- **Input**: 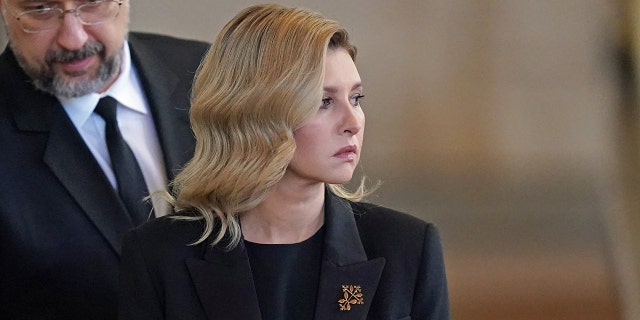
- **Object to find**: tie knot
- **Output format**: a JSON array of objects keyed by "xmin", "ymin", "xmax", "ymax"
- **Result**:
[{"xmin": 94, "ymin": 96, "xmax": 119, "ymax": 123}]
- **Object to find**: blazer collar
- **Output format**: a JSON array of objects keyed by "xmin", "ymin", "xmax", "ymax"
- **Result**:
[
  {"xmin": 186, "ymin": 240, "xmax": 262, "ymax": 320},
  {"xmin": 314, "ymin": 190, "xmax": 385, "ymax": 320},
  {"xmin": 186, "ymin": 189, "xmax": 385, "ymax": 320},
  {"xmin": 1, "ymin": 48, "xmax": 53, "ymax": 133}
]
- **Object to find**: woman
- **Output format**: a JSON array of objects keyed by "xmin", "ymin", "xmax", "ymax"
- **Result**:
[{"xmin": 118, "ymin": 4, "xmax": 449, "ymax": 320}]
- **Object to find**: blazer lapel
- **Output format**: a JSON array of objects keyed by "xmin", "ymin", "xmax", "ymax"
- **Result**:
[
  {"xmin": 4, "ymin": 49, "xmax": 133, "ymax": 254},
  {"xmin": 127, "ymin": 34, "xmax": 195, "ymax": 181},
  {"xmin": 43, "ymin": 104, "xmax": 133, "ymax": 253},
  {"xmin": 315, "ymin": 191, "xmax": 386, "ymax": 320},
  {"xmin": 186, "ymin": 241, "xmax": 262, "ymax": 320}
]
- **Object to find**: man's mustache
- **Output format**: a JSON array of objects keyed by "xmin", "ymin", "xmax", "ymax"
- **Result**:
[{"xmin": 45, "ymin": 41, "xmax": 104, "ymax": 64}]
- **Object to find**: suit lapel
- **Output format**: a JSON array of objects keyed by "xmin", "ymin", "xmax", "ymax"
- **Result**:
[
  {"xmin": 2, "ymin": 48, "xmax": 133, "ymax": 254},
  {"xmin": 315, "ymin": 191, "xmax": 386, "ymax": 320},
  {"xmin": 44, "ymin": 105, "xmax": 134, "ymax": 253},
  {"xmin": 127, "ymin": 34, "xmax": 195, "ymax": 181},
  {"xmin": 186, "ymin": 241, "xmax": 262, "ymax": 320}
]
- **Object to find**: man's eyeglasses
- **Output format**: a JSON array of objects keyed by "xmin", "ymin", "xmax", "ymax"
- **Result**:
[{"xmin": 5, "ymin": 0, "xmax": 124, "ymax": 33}]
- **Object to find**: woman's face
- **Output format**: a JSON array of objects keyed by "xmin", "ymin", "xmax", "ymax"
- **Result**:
[{"xmin": 286, "ymin": 48, "xmax": 365, "ymax": 185}]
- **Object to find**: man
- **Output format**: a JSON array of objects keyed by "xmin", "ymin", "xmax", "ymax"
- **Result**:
[{"xmin": 0, "ymin": 0, "xmax": 209, "ymax": 318}]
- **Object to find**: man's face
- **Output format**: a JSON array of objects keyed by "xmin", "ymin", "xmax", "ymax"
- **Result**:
[{"xmin": 0, "ymin": 0, "xmax": 130, "ymax": 98}]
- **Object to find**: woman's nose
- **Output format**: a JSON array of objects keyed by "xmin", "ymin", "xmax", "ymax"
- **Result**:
[{"xmin": 338, "ymin": 101, "xmax": 363, "ymax": 135}]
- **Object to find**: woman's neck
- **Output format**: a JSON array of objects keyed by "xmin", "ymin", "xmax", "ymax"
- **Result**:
[{"xmin": 241, "ymin": 182, "xmax": 325, "ymax": 244}]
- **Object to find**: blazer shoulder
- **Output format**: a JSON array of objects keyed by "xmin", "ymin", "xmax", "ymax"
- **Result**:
[
  {"xmin": 127, "ymin": 31, "xmax": 209, "ymax": 68},
  {"xmin": 351, "ymin": 201, "xmax": 434, "ymax": 232},
  {"xmin": 124, "ymin": 213, "xmax": 207, "ymax": 259},
  {"xmin": 349, "ymin": 201, "xmax": 443, "ymax": 256},
  {"xmin": 128, "ymin": 31, "xmax": 209, "ymax": 51}
]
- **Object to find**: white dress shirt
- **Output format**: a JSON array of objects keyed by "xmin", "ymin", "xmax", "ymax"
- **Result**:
[{"xmin": 59, "ymin": 41, "xmax": 169, "ymax": 217}]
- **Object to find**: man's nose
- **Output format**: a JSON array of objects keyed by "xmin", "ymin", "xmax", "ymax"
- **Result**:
[{"xmin": 56, "ymin": 11, "xmax": 89, "ymax": 51}]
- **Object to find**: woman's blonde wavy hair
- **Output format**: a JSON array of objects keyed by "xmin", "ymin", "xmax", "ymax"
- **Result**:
[{"xmin": 170, "ymin": 4, "xmax": 371, "ymax": 249}]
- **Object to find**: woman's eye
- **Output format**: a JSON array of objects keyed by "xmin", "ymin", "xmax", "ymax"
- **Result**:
[
  {"xmin": 320, "ymin": 97, "xmax": 332, "ymax": 109},
  {"xmin": 350, "ymin": 94, "xmax": 365, "ymax": 107}
]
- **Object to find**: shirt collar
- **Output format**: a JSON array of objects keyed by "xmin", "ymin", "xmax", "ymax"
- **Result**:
[{"xmin": 60, "ymin": 41, "xmax": 148, "ymax": 128}]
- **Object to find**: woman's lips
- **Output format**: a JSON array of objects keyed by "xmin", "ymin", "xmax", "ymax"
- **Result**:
[{"xmin": 334, "ymin": 145, "xmax": 357, "ymax": 160}]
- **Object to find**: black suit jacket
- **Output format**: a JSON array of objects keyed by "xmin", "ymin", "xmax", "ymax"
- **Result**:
[
  {"xmin": 118, "ymin": 191, "xmax": 450, "ymax": 320},
  {"xmin": 0, "ymin": 32, "xmax": 209, "ymax": 320}
]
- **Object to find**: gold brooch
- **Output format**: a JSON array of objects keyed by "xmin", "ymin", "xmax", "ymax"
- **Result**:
[{"xmin": 338, "ymin": 285, "xmax": 364, "ymax": 311}]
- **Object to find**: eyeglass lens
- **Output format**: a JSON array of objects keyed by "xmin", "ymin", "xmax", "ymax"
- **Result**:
[{"xmin": 16, "ymin": 1, "xmax": 120, "ymax": 33}]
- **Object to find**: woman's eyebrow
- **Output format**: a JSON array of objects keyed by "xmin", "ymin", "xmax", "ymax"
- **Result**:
[{"xmin": 323, "ymin": 82, "xmax": 363, "ymax": 93}]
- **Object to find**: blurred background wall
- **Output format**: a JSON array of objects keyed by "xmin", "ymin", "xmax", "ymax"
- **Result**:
[{"xmin": 2, "ymin": 0, "xmax": 639, "ymax": 319}]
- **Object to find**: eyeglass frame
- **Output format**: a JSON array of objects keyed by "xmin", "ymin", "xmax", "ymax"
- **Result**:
[{"xmin": 2, "ymin": 0, "xmax": 125, "ymax": 34}]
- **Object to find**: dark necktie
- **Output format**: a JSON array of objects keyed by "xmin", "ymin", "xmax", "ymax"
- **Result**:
[{"xmin": 94, "ymin": 96, "xmax": 151, "ymax": 225}]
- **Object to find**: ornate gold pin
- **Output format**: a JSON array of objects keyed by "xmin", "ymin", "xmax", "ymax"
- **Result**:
[{"xmin": 338, "ymin": 285, "xmax": 364, "ymax": 311}]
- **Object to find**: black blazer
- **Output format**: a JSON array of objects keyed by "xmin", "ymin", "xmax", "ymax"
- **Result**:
[
  {"xmin": 118, "ymin": 191, "xmax": 450, "ymax": 320},
  {"xmin": 0, "ymin": 32, "xmax": 209, "ymax": 320}
]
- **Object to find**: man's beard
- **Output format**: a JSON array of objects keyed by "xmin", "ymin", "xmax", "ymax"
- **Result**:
[{"xmin": 11, "ymin": 41, "xmax": 122, "ymax": 98}]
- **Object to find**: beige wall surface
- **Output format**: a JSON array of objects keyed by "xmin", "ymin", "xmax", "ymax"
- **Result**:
[
  {"xmin": 2, "ymin": 1, "xmax": 636, "ymax": 319},
  {"xmin": 0, "ymin": 21, "xmax": 5, "ymax": 48}
]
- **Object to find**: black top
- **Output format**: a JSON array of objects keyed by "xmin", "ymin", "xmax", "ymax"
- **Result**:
[{"xmin": 244, "ymin": 227, "xmax": 325, "ymax": 320}]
